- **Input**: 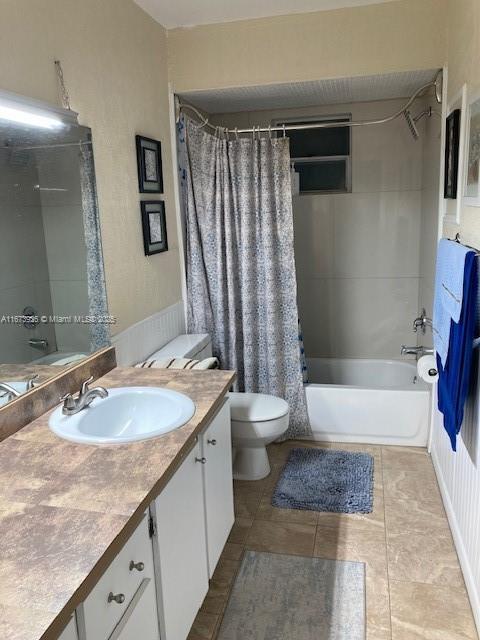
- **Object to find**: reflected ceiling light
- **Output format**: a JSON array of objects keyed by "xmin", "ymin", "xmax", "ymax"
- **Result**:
[{"xmin": 0, "ymin": 104, "xmax": 63, "ymax": 129}]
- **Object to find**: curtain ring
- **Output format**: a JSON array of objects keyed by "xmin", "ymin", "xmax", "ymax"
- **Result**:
[
  {"xmin": 282, "ymin": 124, "xmax": 286, "ymax": 138},
  {"xmin": 268, "ymin": 124, "xmax": 272, "ymax": 140},
  {"xmin": 225, "ymin": 127, "xmax": 230, "ymax": 141},
  {"xmin": 235, "ymin": 127, "xmax": 239, "ymax": 140}
]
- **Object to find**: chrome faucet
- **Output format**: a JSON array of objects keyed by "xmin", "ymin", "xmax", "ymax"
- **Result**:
[
  {"xmin": 413, "ymin": 308, "xmax": 432, "ymax": 334},
  {"xmin": 60, "ymin": 375, "xmax": 108, "ymax": 416},
  {"xmin": 0, "ymin": 382, "xmax": 22, "ymax": 400},
  {"xmin": 401, "ymin": 345, "xmax": 434, "ymax": 357}
]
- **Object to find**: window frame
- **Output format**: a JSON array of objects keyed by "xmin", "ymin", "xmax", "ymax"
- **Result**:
[{"xmin": 273, "ymin": 113, "xmax": 352, "ymax": 195}]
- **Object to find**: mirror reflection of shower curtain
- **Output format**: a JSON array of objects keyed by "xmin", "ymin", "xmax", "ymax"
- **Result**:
[{"xmin": 179, "ymin": 115, "xmax": 310, "ymax": 438}]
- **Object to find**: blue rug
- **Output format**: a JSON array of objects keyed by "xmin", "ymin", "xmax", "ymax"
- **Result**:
[
  {"xmin": 217, "ymin": 551, "xmax": 365, "ymax": 639},
  {"xmin": 272, "ymin": 447, "xmax": 374, "ymax": 513}
]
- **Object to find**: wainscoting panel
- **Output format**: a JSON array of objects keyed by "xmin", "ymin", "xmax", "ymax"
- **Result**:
[
  {"xmin": 111, "ymin": 301, "xmax": 186, "ymax": 366},
  {"xmin": 431, "ymin": 372, "xmax": 480, "ymax": 634}
]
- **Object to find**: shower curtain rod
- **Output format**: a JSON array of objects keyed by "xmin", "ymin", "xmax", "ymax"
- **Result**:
[{"xmin": 178, "ymin": 72, "xmax": 442, "ymax": 136}]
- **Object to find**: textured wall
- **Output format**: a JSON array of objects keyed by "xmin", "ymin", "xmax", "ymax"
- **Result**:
[
  {"xmin": 167, "ymin": 0, "xmax": 447, "ymax": 93},
  {"xmin": 0, "ymin": 0, "xmax": 183, "ymax": 335}
]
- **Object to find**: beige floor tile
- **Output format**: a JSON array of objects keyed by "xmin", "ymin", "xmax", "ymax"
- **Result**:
[
  {"xmin": 381, "ymin": 447, "xmax": 431, "ymax": 472},
  {"xmin": 383, "ymin": 467, "xmax": 442, "ymax": 505},
  {"xmin": 245, "ymin": 519, "xmax": 316, "ymax": 556},
  {"xmin": 387, "ymin": 529, "xmax": 465, "ymax": 589},
  {"xmin": 314, "ymin": 522, "xmax": 388, "ymax": 580},
  {"xmin": 227, "ymin": 517, "xmax": 252, "ymax": 544},
  {"xmin": 220, "ymin": 542, "xmax": 244, "ymax": 561},
  {"xmin": 390, "ymin": 580, "xmax": 477, "ymax": 640},
  {"xmin": 256, "ymin": 494, "xmax": 319, "ymax": 525},
  {"xmin": 366, "ymin": 576, "xmax": 392, "ymax": 640},
  {"xmin": 384, "ymin": 497, "xmax": 449, "ymax": 536},
  {"xmin": 234, "ymin": 492, "xmax": 261, "ymax": 520},
  {"xmin": 201, "ymin": 558, "xmax": 241, "ymax": 616},
  {"xmin": 187, "ymin": 611, "xmax": 220, "ymax": 640}
]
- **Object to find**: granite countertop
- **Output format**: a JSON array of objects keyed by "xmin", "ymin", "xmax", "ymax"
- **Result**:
[{"xmin": 0, "ymin": 366, "xmax": 235, "ymax": 640}]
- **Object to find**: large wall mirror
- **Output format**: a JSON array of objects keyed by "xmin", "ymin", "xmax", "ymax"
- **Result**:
[{"xmin": 0, "ymin": 90, "xmax": 110, "ymax": 408}]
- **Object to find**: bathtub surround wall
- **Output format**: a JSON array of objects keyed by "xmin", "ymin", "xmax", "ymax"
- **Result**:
[
  {"xmin": 212, "ymin": 99, "xmax": 426, "ymax": 360},
  {"xmin": 430, "ymin": 0, "xmax": 480, "ymax": 633},
  {"xmin": 0, "ymin": 149, "xmax": 57, "ymax": 363},
  {"xmin": 0, "ymin": 0, "xmax": 183, "ymax": 336}
]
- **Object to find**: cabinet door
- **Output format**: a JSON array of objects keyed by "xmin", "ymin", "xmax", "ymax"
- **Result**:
[
  {"xmin": 58, "ymin": 616, "xmax": 78, "ymax": 640},
  {"xmin": 111, "ymin": 579, "xmax": 159, "ymax": 640},
  {"xmin": 153, "ymin": 442, "xmax": 209, "ymax": 640},
  {"xmin": 201, "ymin": 400, "xmax": 234, "ymax": 577}
]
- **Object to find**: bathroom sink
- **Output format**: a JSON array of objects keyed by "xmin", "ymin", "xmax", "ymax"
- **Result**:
[
  {"xmin": 0, "ymin": 381, "xmax": 30, "ymax": 407},
  {"xmin": 49, "ymin": 386, "xmax": 196, "ymax": 445}
]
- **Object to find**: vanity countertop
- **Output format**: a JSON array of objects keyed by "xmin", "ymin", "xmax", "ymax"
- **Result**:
[{"xmin": 0, "ymin": 366, "xmax": 235, "ymax": 640}]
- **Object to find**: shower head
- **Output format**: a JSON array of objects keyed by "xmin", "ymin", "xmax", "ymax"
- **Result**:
[{"xmin": 403, "ymin": 109, "xmax": 419, "ymax": 140}]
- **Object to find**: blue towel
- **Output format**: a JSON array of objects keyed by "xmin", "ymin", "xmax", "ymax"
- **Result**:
[
  {"xmin": 437, "ymin": 251, "xmax": 477, "ymax": 451},
  {"xmin": 433, "ymin": 239, "xmax": 472, "ymax": 366}
]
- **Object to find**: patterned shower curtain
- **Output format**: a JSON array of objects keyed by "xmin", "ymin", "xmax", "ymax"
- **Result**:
[{"xmin": 180, "ymin": 116, "xmax": 310, "ymax": 439}]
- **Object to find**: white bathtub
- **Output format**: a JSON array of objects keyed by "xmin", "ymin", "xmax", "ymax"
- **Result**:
[{"xmin": 305, "ymin": 358, "xmax": 431, "ymax": 446}]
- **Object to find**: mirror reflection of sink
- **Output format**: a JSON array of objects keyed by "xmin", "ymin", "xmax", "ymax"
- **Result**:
[
  {"xmin": 49, "ymin": 386, "xmax": 196, "ymax": 445},
  {"xmin": 0, "ymin": 381, "xmax": 31, "ymax": 407}
]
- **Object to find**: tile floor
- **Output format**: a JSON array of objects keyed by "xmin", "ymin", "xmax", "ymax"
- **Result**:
[{"xmin": 188, "ymin": 441, "xmax": 478, "ymax": 640}]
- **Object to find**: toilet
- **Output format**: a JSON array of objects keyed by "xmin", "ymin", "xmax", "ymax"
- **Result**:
[
  {"xmin": 138, "ymin": 333, "xmax": 290, "ymax": 481},
  {"xmin": 229, "ymin": 392, "xmax": 289, "ymax": 480}
]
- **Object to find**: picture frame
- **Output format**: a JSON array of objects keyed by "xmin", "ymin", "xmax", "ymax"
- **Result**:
[
  {"xmin": 140, "ymin": 201, "xmax": 168, "ymax": 255},
  {"xmin": 443, "ymin": 84, "xmax": 468, "ymax": 225},
  {"xmin": 444, "ymin": 108, "xmax": 461, "ymax": 199},
  {"xmin": 136, "ymin": 135, "xmax": 163, "ymax": 193},
  {"xmin": 463, "ymin": 90, "xmax": 480, "ymax": 207}
]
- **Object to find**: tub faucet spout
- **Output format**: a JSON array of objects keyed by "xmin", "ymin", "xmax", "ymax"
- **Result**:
[{"xmin": 401, "ymin": 345, "xmax": 434, "ymax": 357}]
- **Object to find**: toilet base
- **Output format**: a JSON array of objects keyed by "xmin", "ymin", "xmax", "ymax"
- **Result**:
[{"xmin": 233, "ymin": 445, "xmax": 271, "ymax": 480}]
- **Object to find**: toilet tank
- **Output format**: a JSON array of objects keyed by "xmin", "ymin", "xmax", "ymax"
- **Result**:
[{"xmin": 147, "ymin": 333, "xmax": 212, "ymax": 361}]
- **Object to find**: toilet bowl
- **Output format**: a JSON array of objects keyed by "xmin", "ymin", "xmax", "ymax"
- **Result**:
[{"xmin": 229, "ymin": 392, "xmax": 289, "ymax": 480}]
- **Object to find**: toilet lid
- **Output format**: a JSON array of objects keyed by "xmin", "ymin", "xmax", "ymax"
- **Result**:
[{"xmin": 229, "ymin": 392, "xmax": 289, "ymax": 422}]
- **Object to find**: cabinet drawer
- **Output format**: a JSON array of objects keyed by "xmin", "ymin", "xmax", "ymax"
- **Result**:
[
  {"xmin": 79, "ymin": 515, "xmax": 155, "ymax": 640},
  {"xmin": 109, "ymin": 578, "xmax": 159, "ymax": 640}
]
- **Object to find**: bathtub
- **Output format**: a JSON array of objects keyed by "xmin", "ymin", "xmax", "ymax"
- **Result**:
[{"xmin": 304, "ymin": 358, "xmax": 431, "ymax": 446}]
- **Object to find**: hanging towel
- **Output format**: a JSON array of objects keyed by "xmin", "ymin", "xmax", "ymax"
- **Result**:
[
  {"xmin": 135, "ymin": 356, "xmax": 219, "ymax": 370},
  {"xmin": 436, "ymin": 250, "xmax": 478, "ymax": 451},
  {"xmin": 433, "ymin": 238, "xmax": 472, "ymax": 366}
]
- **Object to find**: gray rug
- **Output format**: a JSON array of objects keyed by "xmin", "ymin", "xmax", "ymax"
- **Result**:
[
  {"xmin": 272, "ymin": 447, "xmax": 374, "ymax": 513},
  {"xmin": 217, "ymin": 551, "xmax": 365, "ymax": 640}
]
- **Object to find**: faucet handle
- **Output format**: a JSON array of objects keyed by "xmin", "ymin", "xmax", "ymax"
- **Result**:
[
  {"xmin": 80, "ymin": 375, "xmax": 94, "ymax": 396},
  {"xmin": 60, "ymin": 393, "xmax": 76, "ymax": 411},
  {"xmin": 26, "ymin": 373, "xmax": 39, "ymax": 391}
]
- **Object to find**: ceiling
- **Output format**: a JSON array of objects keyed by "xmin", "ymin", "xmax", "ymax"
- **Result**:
[
  {"xmin": 134, "ymin": 0, "xmax": 397, "ymax": 29},
  {"xmin": 178, "ymin": 69, "xmax": 439, "ymax": 114}
]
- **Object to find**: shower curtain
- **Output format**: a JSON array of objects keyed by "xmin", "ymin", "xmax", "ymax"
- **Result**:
[{"xmin": 179, "ymin": 116, "xmax": 310, "ymax": 438}]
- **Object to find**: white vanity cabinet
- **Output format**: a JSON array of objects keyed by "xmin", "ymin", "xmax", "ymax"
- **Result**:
[
  {"xmin": 152, "ymin": 441, "xmax": 210, "ymax": 640},
  {"xmin": 58, "ymin": 617, "xmax": 78, "ymax": 640},
  {"xmin": 152, "ymin": 399, "xmax": 234, "ymax": 640},
  {"xmin": 200, "ymin": 401, "xmax": 234, "ymax": 577},
  {"xmin": 77, "ymin": 515, "xmax": 160, "ymax": 640}
]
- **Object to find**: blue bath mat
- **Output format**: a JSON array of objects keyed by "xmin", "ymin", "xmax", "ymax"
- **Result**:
[
  {"xmin": 217, "ymin": 551, "xmax": 365, "ymax": 639},
  {"xmin": 272, "ymin": 448, "xmax": 374, "ymax": 513}
]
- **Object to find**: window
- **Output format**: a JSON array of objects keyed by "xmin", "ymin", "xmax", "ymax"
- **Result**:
[{"xmin": 275, "ymin": 115, "xmax": 352, "ymax": 194}]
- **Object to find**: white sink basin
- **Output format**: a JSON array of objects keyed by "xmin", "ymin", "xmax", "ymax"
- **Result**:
[{"xmin": 49, "ymin": 386, "xmax": 196, "ymax": 445}]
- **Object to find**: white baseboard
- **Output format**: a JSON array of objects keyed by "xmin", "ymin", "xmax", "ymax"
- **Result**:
[
  {"xmin": 111, "ymin": 301, "xmax": 186, "ymax": 366},
  {"xmin": 431, "ymin": 447, "xmax": 480, "ymax": 634}
]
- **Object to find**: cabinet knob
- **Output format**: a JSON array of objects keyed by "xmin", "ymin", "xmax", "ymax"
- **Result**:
[
  {"xmin": 207, "ymin": 439, "xmax": 217, "ymax": 445},
  {"xmin": 108, "ymin": 592, "xmax": 125, "ymax": 604},
  {"xmin": 129, "ymin": 560, "xmax": 145, "ymax": 572},
  {"xmin": 195, "ymin": 456, "xmax": 207, "ymax": 464}
]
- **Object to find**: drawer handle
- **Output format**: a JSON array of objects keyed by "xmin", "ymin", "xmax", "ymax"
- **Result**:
[
  {"xmin": 195, "ymin": 456, "xmax": 207, "ymax": 464},
  {"xmin": 108, "ymin": 592, "xmax": 125, "ymax": 605},
  {"xmin": 207, "ymin": 439, "xmax": 217, "ymax": 445},
  {"xmin": 129, "ymin": 560, "xmax": 145, "ymax": 572}
]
